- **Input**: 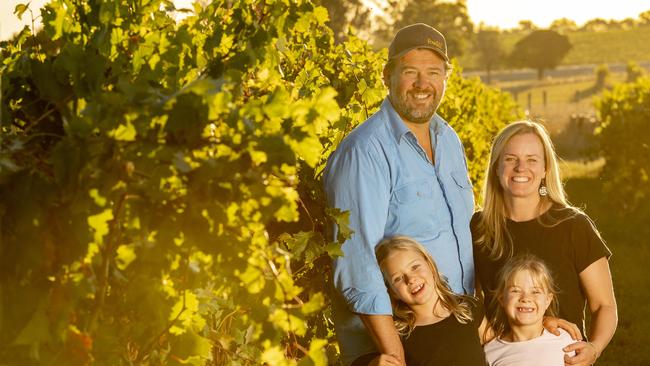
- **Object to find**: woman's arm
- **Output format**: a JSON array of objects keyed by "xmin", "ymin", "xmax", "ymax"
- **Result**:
[{"xmin": 563, "ymin": 257, "xmax": 618, "ymax": 366}]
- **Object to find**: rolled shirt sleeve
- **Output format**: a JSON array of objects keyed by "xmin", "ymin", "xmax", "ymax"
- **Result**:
[{"xmin": 324, "ymin": 141, "xmax": 393, "ymax": 315}]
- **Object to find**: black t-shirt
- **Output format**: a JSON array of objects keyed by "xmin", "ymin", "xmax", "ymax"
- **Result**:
[
  {"xmin": 471, "ymin": 205, "xmax": 611, "ymax": 335},
  {"xmin": 402, "ymin": 299, "xmax": 487, "ymax": 366}
]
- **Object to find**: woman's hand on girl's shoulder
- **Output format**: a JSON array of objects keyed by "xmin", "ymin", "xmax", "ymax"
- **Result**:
[{"xmin": 542, "ymin": 316, "xmax": 583, "ymax": 341}]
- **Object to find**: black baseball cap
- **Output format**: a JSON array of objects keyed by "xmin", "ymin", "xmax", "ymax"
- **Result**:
[{"xmin": 388, "ymin": 23, "xmax": 449, "ymax": 62}]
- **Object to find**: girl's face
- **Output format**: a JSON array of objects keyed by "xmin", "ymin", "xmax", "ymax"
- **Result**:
[
  {"xmin": 497, "ymin": 132, "xmax": 546, "ymax": 201},
  {"xmin": 500, "ymin": 269, "xmax": 553, "ymax": 329},
  {"xmin": 382, "ymin": 249, "xmax": 439, "ymax": 314}
]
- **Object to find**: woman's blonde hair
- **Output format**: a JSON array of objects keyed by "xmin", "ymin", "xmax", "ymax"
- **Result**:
[
  {"xmin": 375, "ymin": 236, "xmax": 473, "ymax": 337},
  {"xmin": 476, "ymin": 120, "xmax": 574, "ymax": 260},
  {"xmin": 490, "ymin": 254, "xmax": 559, "ymax": 338}
]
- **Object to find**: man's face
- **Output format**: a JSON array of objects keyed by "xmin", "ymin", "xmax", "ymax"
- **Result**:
[{"xmin": 384, "ymin": 49, "xmax": 448, "ymax": 125}]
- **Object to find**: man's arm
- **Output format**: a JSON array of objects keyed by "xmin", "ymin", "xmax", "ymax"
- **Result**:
[
  {"xmin": 324, "ymin": 141, "xmax": 397, "ymax": 363},
  {"xmin": 359, "ymin": 315, "xmax": 405, "ymax": 366}
]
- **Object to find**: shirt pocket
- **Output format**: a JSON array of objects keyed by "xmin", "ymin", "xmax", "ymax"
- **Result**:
[
  {"xmin": 394, "ymin": 179, "xmax": 434, "ymax": 203},
  {"xmin": 390, "ymin": 179, "xmax": 440, "ymax": 239},
  {"xmin": 450, "ymin": 170, "xmax": 475, "ymax": 216}
]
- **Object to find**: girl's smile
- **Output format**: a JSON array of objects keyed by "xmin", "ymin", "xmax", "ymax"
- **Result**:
[{"xmin": 382, "ymin": 248, "xmax": 439, "ymax": 316}]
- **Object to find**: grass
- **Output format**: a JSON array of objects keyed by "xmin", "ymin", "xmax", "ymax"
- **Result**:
[
  {"xmin": 459, "ymin": 26, "xmax": 650, "ymax": 70},
  {"xmin": 559, "ymin": 158, "xmax": 604, "ymax": 180},
  {"xmin": 488, "ymin": 70, "xmax": 628, "ymax": 158},
  {"xmin": 564, "ymin": 27, "xmax": 650, "ymax": 65},
  {"xmin": 563, "ymin": 175, "xmax": 650, "ymax": 366}
]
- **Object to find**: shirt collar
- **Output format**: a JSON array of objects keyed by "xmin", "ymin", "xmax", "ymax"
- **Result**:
[{"xmin": 382, "ymin": 97, "xmax": 445, "ymax": 143}]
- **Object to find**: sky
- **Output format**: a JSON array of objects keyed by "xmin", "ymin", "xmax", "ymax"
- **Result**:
[
  {"xmin": 465, "ymin": 0, "xmax": 650, "ymax": 29},
  {"xmin": 1, "ymin": 0, "xmax": 650, "ymax": 40},
  {"xmin": 0, "ymin": 0, "xmax": 195, "ymax": 40}
]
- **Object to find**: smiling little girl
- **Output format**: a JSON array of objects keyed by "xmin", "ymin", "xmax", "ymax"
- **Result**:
[
  {"xmin": 374, "ymin": 236, "xmax": 490, "ymax": 366},
  {"xmin": 484, "ymin": 254, "xmax": 576, "ymax": 365}
]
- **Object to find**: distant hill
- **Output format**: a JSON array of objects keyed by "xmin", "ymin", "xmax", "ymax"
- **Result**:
[{"xmin": 459, "ymin": 27, "xmax": 650, "ymax": 71}]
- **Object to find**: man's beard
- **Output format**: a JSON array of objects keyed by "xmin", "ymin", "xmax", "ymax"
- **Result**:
[{"xmin": 391, "ymin": 89, "xmax": 440, "ymax": 124}]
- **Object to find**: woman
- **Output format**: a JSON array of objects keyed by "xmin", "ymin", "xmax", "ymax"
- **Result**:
[{"xmin": 472, "ymin": 121, "xmax": 617, "ymax": 366}]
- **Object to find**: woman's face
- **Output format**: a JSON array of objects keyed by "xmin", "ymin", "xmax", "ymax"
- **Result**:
[
  {"xmin": 500, "ymin": 269, "xmax": 553, "ymax": 329},
  {"xmin": 497, "ymin": 132, "xmax": 547, "ymax": 201}
]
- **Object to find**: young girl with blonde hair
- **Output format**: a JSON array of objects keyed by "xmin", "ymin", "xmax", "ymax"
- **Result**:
[
  {"xmin": 371, "ymin": 235, "xmax": 491, "ymax": 365},
  {"xmin": 484, "ymin": 254, "xmax": 575, "ymax": 365}
]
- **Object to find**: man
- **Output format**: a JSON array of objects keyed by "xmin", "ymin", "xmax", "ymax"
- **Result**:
[{"xmin": 323, "ymin": 24, "xmax": 475, "ymax": 366}]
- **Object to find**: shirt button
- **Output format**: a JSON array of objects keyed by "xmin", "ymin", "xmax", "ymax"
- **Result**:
[{"xmin": 417, "ymin": 191, "xmax": 423, "ymax": 197}]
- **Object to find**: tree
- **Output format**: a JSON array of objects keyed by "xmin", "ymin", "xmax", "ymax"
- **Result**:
[
  {"xmin": 390, "ymin": 0, "xmax": 475, "ymax": 57},
  {"xmin": 509, "ymin": 30, "xmax": 572, "ymax": 80},
  {"xmin": 550, "ymin": 18, "xmax": 578, "ymax": 33},
  {"xmin": 596, "ymin": 76, "xmax": 650, "ymax": 211},
  {"xmin": 638, "ymin": 9, "xmax": 650, "ymax": 26},
  {"xmin": 619, "ymin": 18, "xmax": 637, "ymax": 30},
  {"xmin": 475, "ymin": 28, "xmax": 503, "ymax": 84},
  {"xmin": 517, "ymin": 20, "xmax": 537, "ymax": 32},
  {"xmin": 319, "ymin": 0, "xmax": 371, "ymax": 42},
  {"xmin": 626, "ymin": 60, "xmax": 645, "ymax": 82},
  {"xmin": 581, "ymin": 18, "xmax": 609, "ymax": 32}
]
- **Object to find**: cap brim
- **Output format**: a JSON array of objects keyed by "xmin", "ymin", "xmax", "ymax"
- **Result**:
[{"xmin": 390, "ymin": 46, "xmax": 449, "ymax": 62}]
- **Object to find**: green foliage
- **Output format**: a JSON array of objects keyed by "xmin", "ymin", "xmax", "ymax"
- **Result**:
[
  {"xmin": 641, "ymin": 10, "xmax": 650, "ymax": 26},
  {"xmin": 0, "ymin": 0, "xmax": 517, "ymax": 364},
  {"xmin": 595, "ymin": 76, "xmax": 650, "ymax": 211},
  {"xmin": 0, "ymin": 0, "xmax": 385, "ymax": 364},
  {"xmin": 626, "ymin": 60, "xmax": 645, "ymax": 82},
  {"xmin": 439, "ymin": 62, "xmax": 521, "ymax": 193},
  {"xmin": 13, "ymin": 3, "xmax": 30, "ymax": 20},
  {"xmin": 509, "ymin": 30, "xmax": 572, "ymax": 80}
]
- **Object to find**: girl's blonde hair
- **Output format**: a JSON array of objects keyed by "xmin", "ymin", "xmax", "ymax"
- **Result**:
[
  {"xmin": 490, "ymin": 254, "xmax": 559, "ymax": 338},
  {"xmin": 375, "ymin": 236, "xmax": 473, "ymax": 337},
  {"xmin": 475, "ymin": 120, "xmax": 575, "ymax": 260}
]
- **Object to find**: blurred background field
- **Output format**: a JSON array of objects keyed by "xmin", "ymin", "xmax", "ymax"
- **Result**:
[
  {"xmin": 459, "ymin": 27, "xmax": 650, "ymax": 69},
  {"xmin": 563, "ymin": 168, "xmax": 650, "ymax": 366}
]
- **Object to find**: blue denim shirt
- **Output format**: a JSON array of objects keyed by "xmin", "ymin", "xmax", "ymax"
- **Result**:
[{"xmin": 323, "ymin": 99, "xmax": 475, "ymax": 365}]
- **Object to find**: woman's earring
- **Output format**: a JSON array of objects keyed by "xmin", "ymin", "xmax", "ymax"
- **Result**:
[{"xmin": 539, "ymin": 178, "xmax": 548, "ymax": 197}]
